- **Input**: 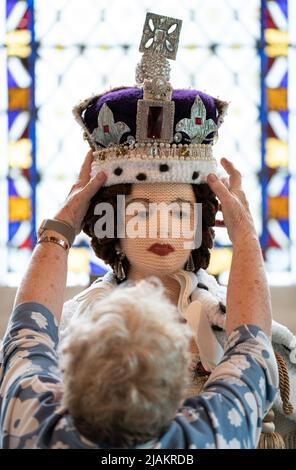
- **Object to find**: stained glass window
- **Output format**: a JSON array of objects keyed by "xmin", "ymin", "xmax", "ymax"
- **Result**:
[{"xmin": 1, "ymin": 0, "xmax": 295, "ymax": 285}]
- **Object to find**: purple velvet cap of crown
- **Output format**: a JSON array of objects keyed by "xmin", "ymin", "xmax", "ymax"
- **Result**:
[{"xmin": 82, "ymin": 87, "xmax": 219, "ymax": 145}]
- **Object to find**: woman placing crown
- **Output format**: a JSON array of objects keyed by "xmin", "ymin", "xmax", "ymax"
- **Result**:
[{"xmin": 58, "ymin": 12, "xmax": 294, "ymax": 448}]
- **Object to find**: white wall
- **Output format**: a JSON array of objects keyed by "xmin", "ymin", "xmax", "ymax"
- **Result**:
[{"xmin": 0, "ymin": 286, "xmax": 82, "ymax": 338}]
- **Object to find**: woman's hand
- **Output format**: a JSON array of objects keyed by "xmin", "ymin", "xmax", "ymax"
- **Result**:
[
  {"xmin": 54, "ymin": 150, "xmax": 106, "ymax": 234},
  {"xmin": 207, "ymin": 158, "xmax": 256, "ymax": 244}
]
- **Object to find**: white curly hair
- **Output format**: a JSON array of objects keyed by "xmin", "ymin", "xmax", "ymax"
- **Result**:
[{"xmin": 59, "ymin": 278, "xmax": 191, "ymax": 447}]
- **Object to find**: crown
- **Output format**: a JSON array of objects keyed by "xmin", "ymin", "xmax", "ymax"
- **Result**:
[{"xmin": 73, "ymin": 12, "xmax": 228, "ymax": 187}]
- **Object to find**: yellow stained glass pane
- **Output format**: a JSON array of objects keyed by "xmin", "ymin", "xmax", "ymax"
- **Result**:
[
  {"xmin": 9, "ymin": 139, "xmax": 32, "ymax": 169},
  {"xmin": 266, "ymin": 138, "xmax": 288, "ymax": 168},
  {"xmin": 265, "ymin": 29, "xmax": 288, "ymax": 46},
  {"xmin": 267, "ymin": 88, "xmax": 287, "ymax": 111},
  {"xmin": 268, "ymin": 197, "xmax": 288, "ymax": 219},
  {"xmin": 9, "ymin": 197, "xmax": 31, "ymax": 222},
  {"xmin": 6, "ymin": 30, "xmax": 31, "ymax": 45},
  {"xmin": 265, "ymin": 45, "xmax": 288, "ymax": 57},
  {"xmin": 9, "ymin": 88, "xmax": 30, "ymax": 110},
  {"xmin": 68, "ymin": 247, "xmax": 90, "ymax": 273},
  {"xmin": 6, "ymin": 30, "xmax": 31, "ymax": 57},
  {"xmin": 7, "ymin": 44, "xmax": 31, "ymax": 57},
  {"xmin": 208, "ymin": 247, "xmax": 232, "ymax": 276}
]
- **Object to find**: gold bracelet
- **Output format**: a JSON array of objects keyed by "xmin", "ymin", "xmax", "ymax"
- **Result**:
[{"xmin": 37, "ymin": 235, "xmax": 69, "ymax": 251}]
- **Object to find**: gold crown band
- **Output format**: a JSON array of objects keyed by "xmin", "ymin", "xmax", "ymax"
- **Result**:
[{"xmin": 94, "ymin": 142, "xmax": 214, "ymax": 162}]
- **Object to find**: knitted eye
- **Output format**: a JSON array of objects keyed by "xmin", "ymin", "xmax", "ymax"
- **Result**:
[{"xmin": 171, "ymin": 209, "xmax": 189, "ymax": 220}]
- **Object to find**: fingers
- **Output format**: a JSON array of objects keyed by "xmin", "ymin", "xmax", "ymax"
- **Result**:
[
  {"xmin": 83, "ymin": 171, "xmax": 107, "ymax": 199},
  {"xmin": 207, "ymin": 173, "xmax": 230, "ymax": 204},
  {"xmin": 77, "ymin": 150, "xmax": 94, "ymax": 185},
  {"xmin": 220, "ymin": 176, "xmax": 230, "ymax": 190},
  {"xmin": 221, "ymin": 158, "xmax": 241, "ymax": 190}
]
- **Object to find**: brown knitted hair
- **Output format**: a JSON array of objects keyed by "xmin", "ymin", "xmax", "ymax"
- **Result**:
[{"xmin": 83, "ymin": 183, "xmax": 218, "ymax": 282}]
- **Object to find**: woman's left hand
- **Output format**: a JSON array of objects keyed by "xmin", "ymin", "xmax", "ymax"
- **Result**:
[{"xmin": 54, "ymin": 150, "xmax": 106, "ymax": 234}]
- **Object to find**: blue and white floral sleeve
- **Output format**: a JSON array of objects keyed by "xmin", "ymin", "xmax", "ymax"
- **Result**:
[
  {"xmin": 169, "ymin": 325, "xmax": 279, "ymax": 449},
  {"xmin": 0, "ymin": 303, "xmax": 97, "ymax": 449},
  {"xmin": 0, "ymin": 303, "xmax": 278, "ymax": 449}
]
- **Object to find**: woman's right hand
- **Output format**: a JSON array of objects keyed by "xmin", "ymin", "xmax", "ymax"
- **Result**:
[
  {"xmin": 207, "ymin": 158, "xmax": 256, "ymax": 244},
  {"xmin": 54, "ymin": 150, "xmax": 106, "ymax": 235}
]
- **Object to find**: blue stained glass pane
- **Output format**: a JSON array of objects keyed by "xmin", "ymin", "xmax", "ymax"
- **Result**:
[
  {"xmin": 278, "ymin": 219, "xmax": 289, "ymax": 237},
  {"xmin": 280, "ymin": 175, "xmax": 289, "ymax": 196},
  {"xmin": 214, "ymin": 241, "xmax": 231, "ymax": 249},
  {"xmin": 8, "ymin": 179, "xmax": 18, "ymax": 197},
  {"xmin": 279, "ymin": 110, "xmax": 288, "ymax": 126},
  {"xmin": 6, "ymin": 0, "xmax": 17, "ymax": 19},
  {"xmin": 74, "ymin": 240, "xmax": 90, "ymax": 248},
  {"xmin": 8, "ymin": 111, "xmax": 19, "ymax": 128},
  {"xmin": 280, "ymin": 72, "xmax": 288, "ymax": 88},
  {"xmin": 89, "ymin": 261, "xmax": 108, "ymax": 277},
  {"xmin": 277, "ymin": 0, "xmax": 288, "ymax": 19},
  {"xmin": 7, "ymin": 68, "xmax": 17, "ymax": 88},
  {"xmin": 9, "ymin": 221, "xmax": 21, "ymax": 240}
]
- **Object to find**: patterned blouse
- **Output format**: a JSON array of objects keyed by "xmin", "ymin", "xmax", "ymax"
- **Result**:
[{"xmin": 0, "ymin": 302, "xmax": 278, "ymax": 449}]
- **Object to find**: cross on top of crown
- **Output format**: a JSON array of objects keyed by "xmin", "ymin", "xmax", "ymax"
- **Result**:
[{"xmin": 139, "ymin": 12, "xmax": 182, "ymax": 60}]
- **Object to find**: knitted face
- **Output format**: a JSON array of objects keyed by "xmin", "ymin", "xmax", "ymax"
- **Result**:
[{"xmin": 120, "ymin": 182, "xmax": 196, "ymax": 277}]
